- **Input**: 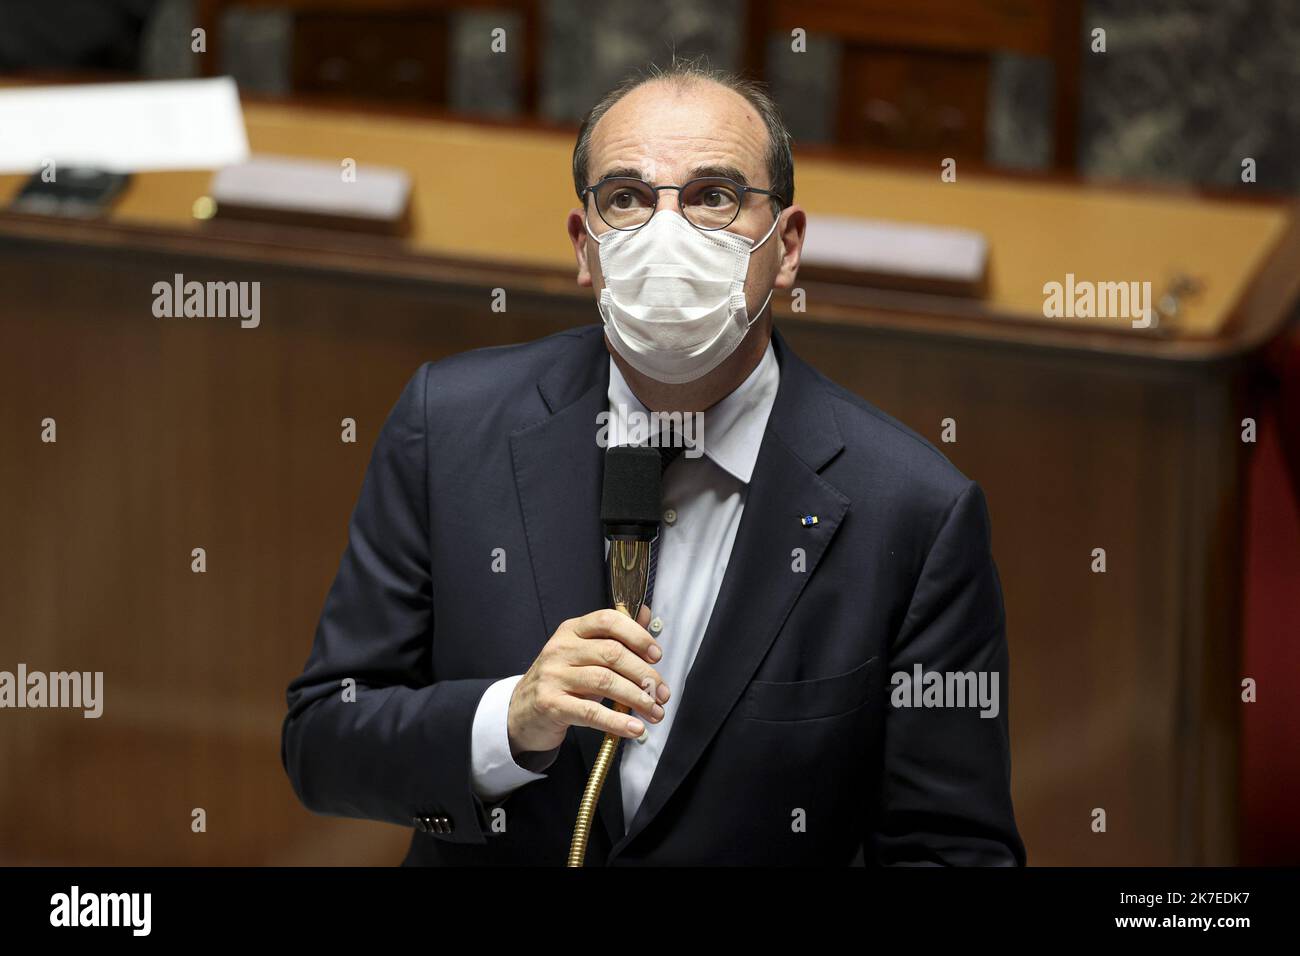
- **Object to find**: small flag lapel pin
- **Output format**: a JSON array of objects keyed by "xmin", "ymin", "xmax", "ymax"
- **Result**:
[{"xmin": 801, "ymin": 514, "xmax": 819, "ymax": 527}]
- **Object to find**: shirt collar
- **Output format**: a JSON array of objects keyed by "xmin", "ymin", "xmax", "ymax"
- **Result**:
[{"xmin": 606, "ymin": 339, "xmax": 779, "ymax": 484}]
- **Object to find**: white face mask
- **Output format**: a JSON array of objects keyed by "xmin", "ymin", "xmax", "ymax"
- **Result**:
[{"xmin": 587, "ymin": 209, "xmax": 779, "ymax": 384}]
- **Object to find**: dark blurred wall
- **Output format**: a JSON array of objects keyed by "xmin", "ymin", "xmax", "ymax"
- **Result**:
[
  {"xmin": 0, "ymin": 0, "xmax": 158, "ymax": 72},
  {"xmin": 118, "ymin": 0, "xmax": 1300, "ymax": 193},
  {"xmin": 1078, "ymin": 0, "xmax": 1300, "ymax": 191}
]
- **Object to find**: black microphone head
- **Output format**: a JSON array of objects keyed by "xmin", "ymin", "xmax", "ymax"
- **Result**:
[{"xmin": 601, "ymin": 445, "xmax": 661, "ymax": 539}]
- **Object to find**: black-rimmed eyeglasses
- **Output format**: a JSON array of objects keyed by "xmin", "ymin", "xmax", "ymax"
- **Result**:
[{"xmin": 582, "ymin": 176, "xmax": 787, "ymax": 232}]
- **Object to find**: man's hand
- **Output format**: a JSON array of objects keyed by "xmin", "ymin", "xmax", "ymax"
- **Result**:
[{"xmin": 507, "ymin": 605, "xmax": 671, "ymax": 757}]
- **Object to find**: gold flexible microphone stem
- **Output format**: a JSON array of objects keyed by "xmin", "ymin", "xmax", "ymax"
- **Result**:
[
  {"xmin": 567, "ymin": 538, "xmax": 650, "ymax": 867},
  {"xmin": 565, "ymin": 674, "xmax": 628, "ymax": 865},
  {"xmin": 566, "ymin": 601, "xmax": 633, "ymax": 868}
]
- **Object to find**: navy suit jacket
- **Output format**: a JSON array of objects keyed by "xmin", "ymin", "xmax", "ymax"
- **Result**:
[{"xmin": 282, "ymin": 324, "xmax": 1026, "ymax": 866}]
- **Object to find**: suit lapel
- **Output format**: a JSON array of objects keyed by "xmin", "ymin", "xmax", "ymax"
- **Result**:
[
  {"xmin": 610, "ymin": 329, "xmax": 850, "ymax": 859},
  {"xmin": 509, "ymin": 327, "xmax": 627, "ymax": 849}
]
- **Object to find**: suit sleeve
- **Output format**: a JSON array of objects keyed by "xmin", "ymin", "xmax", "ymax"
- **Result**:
[
  {"xmin": 870, "ymin": 480, "xmax": 1027, "ymax": 865},
  {"xmin": 280, "ymin": 362, "xmax": 497, "ymax": 844}
]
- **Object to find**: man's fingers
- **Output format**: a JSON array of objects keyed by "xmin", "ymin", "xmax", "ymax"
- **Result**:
[
  {"xmin": 569, "ymin": 607, "xmax": 662, "ymax": 663},
  {"xmin": 556, "ymin": 695, "xmax": 646, "ymax": 739},
  {"xmin": 565, "ymin": 666, "xmax": 664, "ymax": 722},
  {"xmin": 570, "ymin": 639, "xmax": 669, "ymax": 704}
]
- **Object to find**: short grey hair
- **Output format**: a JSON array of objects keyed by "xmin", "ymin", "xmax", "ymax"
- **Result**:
[{"xmin": 571, "ymin": 55, "xmax": 795, "ymax": 211}]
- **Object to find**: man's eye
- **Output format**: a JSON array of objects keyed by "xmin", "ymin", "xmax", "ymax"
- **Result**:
[
  {"xmin": 611, "ymin": 190, "xmax": 646, "ymax": 208},
  {"xmin": 699, "ymin": 188, "xmax": 735, "ymax": 208}
]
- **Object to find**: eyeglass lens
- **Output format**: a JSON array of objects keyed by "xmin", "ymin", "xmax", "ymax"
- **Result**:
[{"xmin": 592, "ymin": 178, "xmax": 745, "ymax": 230}]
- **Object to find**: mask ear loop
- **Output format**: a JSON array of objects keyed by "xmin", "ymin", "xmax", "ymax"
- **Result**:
[
  {"xmin": 740, "ymin": 210, "xmax": 782, "ymax": 328},
  {"xmin": 749, "ymin": 209, "xmax": 783, "ymax": 253},
  {"xmin": 738, "ymin": 285, "xmax": 776, "ymax": 334}
]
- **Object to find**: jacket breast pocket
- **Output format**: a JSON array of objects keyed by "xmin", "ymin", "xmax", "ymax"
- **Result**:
[{"xmin": 742, "ymin": 656, "xmax": 877, "ymax": 722}]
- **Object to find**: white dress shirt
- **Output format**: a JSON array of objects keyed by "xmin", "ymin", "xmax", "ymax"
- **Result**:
[{"xmin": 469, "ymin": 340, "xmax": 780, "ymax": 829}]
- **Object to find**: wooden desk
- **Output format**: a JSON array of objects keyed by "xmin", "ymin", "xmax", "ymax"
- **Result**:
[
  {"xmin": 1, "ymin": 94, "xmax": 1296, "ymax": 865},
  {"xmin": 3, "ymin": 98, "xmax": 1292, "ymax": 344}
]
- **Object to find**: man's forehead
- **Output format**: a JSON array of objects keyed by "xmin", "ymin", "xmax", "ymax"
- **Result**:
[{"xmin": 588, "ymin": 80, "xmax": 769, "ymax": 187}]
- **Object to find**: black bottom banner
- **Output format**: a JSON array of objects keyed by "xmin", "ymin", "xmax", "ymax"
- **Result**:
[{"xmin": 0, "ymin": 865, "xmax": 1292, "ymax": 942}]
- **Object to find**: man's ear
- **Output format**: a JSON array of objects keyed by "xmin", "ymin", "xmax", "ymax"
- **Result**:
[
  {"xmin": 772, "ymin": 205, "xmax": 806, "ymax": 290},
  {"xmin": 567, "ymin": 209, "xmax": 593, "ymax": 288}
]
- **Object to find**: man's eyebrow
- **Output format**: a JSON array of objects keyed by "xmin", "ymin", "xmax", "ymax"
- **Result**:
[
  {"xmin": 688, "ymin": 164, "xmax": 750, "ymax": 185},
  {"xmin": 592, "ymin": 165, "xmax": 754, "ymax": 186},
  {"xmin": 595, "ymin": 166, "xmax": 643, "ymax": 182}
]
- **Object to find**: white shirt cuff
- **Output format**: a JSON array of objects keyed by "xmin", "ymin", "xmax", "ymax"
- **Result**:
[{"xmin": 470, "ymin": 675, "xmax": 558, "ymax": 803}]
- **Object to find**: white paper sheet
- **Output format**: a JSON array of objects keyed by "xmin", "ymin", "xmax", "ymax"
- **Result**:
[
  {"xmin": 0, "ymin": 77, "xmax": 250, "ymax": 174},
  {"xmin": 802, "ymin": 214, "xmax": 987, "ymax": 282},
  {"xmin": 211, "ymin": 155, "xmax": 410, "ymax": 220}
]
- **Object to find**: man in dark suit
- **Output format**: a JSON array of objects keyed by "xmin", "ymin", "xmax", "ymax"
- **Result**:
[{"xmin": 282, "ymin": 59, "xmax": 1025, "ymax": 866}]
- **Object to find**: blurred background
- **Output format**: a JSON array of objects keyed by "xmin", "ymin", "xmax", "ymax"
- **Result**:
[
  {"xmin": 7, "ymin": 0, "xmax": 1300, "ymax": 186},
  {"xmin": 0, "ymin": 0, "xmax": 1297, "ymax": 866}
]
